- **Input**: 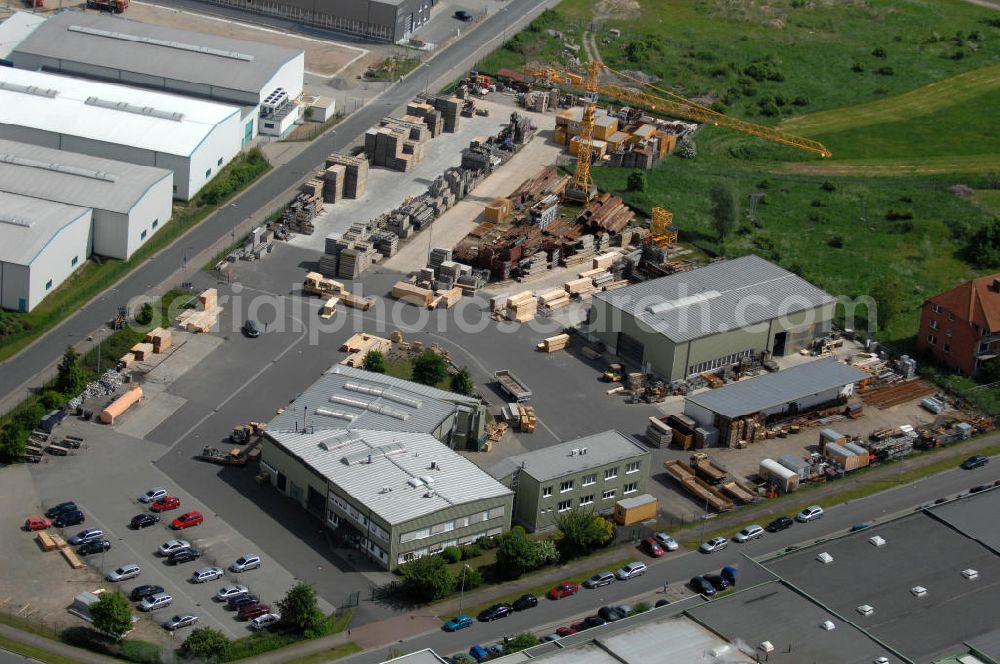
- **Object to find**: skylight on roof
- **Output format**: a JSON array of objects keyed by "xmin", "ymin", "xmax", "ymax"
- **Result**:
[
  {"xmin": 68, "ymin": 25, "xmax": 254, "ymax": 61},
  {"xmin": 645, "ymin": 290, "xmax": 721, "ymax": 316},
  {"xmin": 85, "ymin": 97, "xmax": 184, "ymax": 122},
  {"xmin": 0, "ymin": 153, "xmax": 119, "ymax": 183}
]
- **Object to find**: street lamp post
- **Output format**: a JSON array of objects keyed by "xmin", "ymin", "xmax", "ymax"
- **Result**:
[
  {"xmin": 458, "ymin": 564, "xmax": 470, "ymax": 615},
  {"xmin": 423, "ymin": 63, "xmax": 431, "ymax": 95},
  {"xmin": 501, "ymin": 7, "xmax": 510, "ymax": 46}
]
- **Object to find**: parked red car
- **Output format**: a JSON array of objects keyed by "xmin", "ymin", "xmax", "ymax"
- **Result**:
[
  {"xmin": 642, "ymin": 537, "xmax": 665, "ymax": 558},
  {"xmin": 547, "ymin": 582, "xmax": 580, "ymax": 600},
  {"xmin": 171, "ymin": 512, "xmax": 204, "ymax": 530},
  {"xmin": 555, "ymin": 626, "xmax": 578, "ymax": 637},
  {"xmin": 151, "ymin": 497, "xmax": 181, "ymax": 513},
  {"xmin": 24, "ymin": 517, "xmax": 52, "ymax": 531},
  {"xmin": 238, "ymin": 603, "xmax": 271, "ymax": 621}
]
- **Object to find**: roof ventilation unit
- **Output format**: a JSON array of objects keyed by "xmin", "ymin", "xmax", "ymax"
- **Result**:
[
  {"xmin": 420, "ymin": 476, "xmax": 435, "ymax": 485},
  {"xmin": 962, "ymin": 568, "xmax": 979, "ymax": 580},
  {"xmin": 856, "ymin": 605, "xmax": 874, "ymax": 617},
  {"xmin": 570, "ymin": 448, "xmax": 579, "ymax": 456},
  {"xmin": 424, "ymin": 489, "xmax": 436, "ymax": 498},
  {"xmin": 315, "ymin": 408, "xmax": 355, "ymax": 423},
  {"xmin": 580, "ymin": 447, "xmax": 588, "ymax": 455},
  {"xmin": 758, "ymin": 642, "xmax": 774, "ymax": 653},
  {"xmin": 816, "ymin": 552, "xmax": 834, "ymax": 565},
  {"xmin": 910, "ymin": 586, "xmax": 927, "ymax": 598},
  {"xmin": 820, "ymin": 620, "xmax": 836, "ymax": 631},
  {"xmin": 407, "ymin": 477, "xmax": 425, "ymax": 488},
  {"xmin": 378, "ymin": 486, "xmax": 392, "ymax": 494},
  {"xmin": 0, "ymin": 214, "xmax": 32, "ymax": 228},
  {"xmin": 869, "ymin": 536, "xmax": 886, "ymax": 547}
]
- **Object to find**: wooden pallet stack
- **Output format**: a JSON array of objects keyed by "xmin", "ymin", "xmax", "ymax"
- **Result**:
[
  {"xmin": 505, "ymin": 291, "xmax": 538, "ymax": 322},
  {"xmin": 537, "ymin": 333, "xmax": 570, "ymax": 352},
  {"xmin": 325, "ymin": 154, "xmax": 368, "ymax": 199},
  {"xmin": 518, "ymin": 405, "xmax": 537, "ymax": 433}
]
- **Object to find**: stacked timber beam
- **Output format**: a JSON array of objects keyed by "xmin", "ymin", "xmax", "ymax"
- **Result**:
[
  {"xmin": 537, "ymin": 333, "xmax": 570, "ymax": 352},
  {"xmin": 505, "ymin": 291, "xmax": 538, "ymax": 322},
  {"xmin": 175, "ymin": 288, "xmax": 223, "ymax": 333}
]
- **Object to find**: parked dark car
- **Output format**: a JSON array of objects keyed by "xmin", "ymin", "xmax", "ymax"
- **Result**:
[
  {"xmin": 53, "ymin": 510, "xmax": 85, "ymax": 527},
  {"xmin": 454, "ymin": 10, "xmax": 473, "ymax": 21},
  {"xmin": 582, "ymin": 616, "xmax": 607, "ymax": 630},
  {"xmin": 655, "ymin": 598, "xmax": 671, "ymax": 608},
  {"xmin": 512, "ymin": 594, "xmax": 537, "ymax": 611},
  {"xmin": 130, "ymin": 514, "xmax": 159, "ymax": 529},
  {"xmin": 690, "ymin": 576, "xmax": 716, "ymax": 596},
  {"xmin": 704, "ymin": 574, "xmax": 730, "ymax": 591},
  {"xmin": 167, "ymin": 548, "xmax": 201, "ymax": 565},
  {"xmin": 78, "ymin": 539, "xmax": 112, "ymax": 556},
  {"xmin": 227, "ymin": 595, "xmax": 260, "ymax": 611},
  {"xmin": 598, "ymin": 606, "xmax": 627, "ymax": 622},
  {"xmin": 477, "ymin": 603, "xmax": 513, "ymax": 622},
  {"xmin": 238, "ymin": 603, "xmax": 271, "ymax": 621},
  {"xmin": 765, "ymin": 516, "xmax": 794, "ymax": 532},
  {"xmin": 130, "ymin": 585, "xmax": 165, "ymax": 602},
  {"xmin": 45, "ymin": 502, "xmax": 77, "ymax": 519},
  {"xmin": 243, "ymin": 320, "xmax": 260, "ymax": 338},
  {"xmin": 969, "ymin": 483, "xmax": 992, "ymax": 494},
  {"xmin": 961, "ymin": 455, "xmax": 989, "ymax": 470},
  {"xmin": 720, "ymin": 566, "xmax": 738, "ymax": 586}
]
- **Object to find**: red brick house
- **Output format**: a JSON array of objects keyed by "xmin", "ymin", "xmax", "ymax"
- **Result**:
[{"xmin": 917, "ymin": 273, "xmax": 1000, "ymax": 376}]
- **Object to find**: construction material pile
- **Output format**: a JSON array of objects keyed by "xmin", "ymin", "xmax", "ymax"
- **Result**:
[
  {"xmin": 537, "ymin": 333, "xmax": 570, "ymax": 352},
  {"xmin": 67, "ymin": 369, "xmax": 126, "ymax": 410},
  {"xmin": 281, "ymin": 178, "xmax": 325, "ymax": 235},
  {"xmin": 176, "ymin": 289, "xmax": 223, "ymax": 333},
  {"xmin": 323, "ymin": 154, "xmax": 368, "ymax": 203},
  {"xmin": 340, "ymin": 333, "xmax": 392, "ymax": 367},
  {"xmin": 365, "ymin": 116, "xmax": 431, "ymax": 172},
  {"xmin": 577, "ymin": 193, "xmax": 635, "ymax": 235}
]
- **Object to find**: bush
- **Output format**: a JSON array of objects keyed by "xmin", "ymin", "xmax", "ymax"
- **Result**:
[
  {"xmin": 181, "ymin": 628, "xmax": 231, "ymax": 662},
  {"xmin": 967, "ymin": 217, "xmax": 1000, "ymax": 267},
  {"xmin": 495, "ymin": 526, "xmax": 538, "ymax": 579},
  {"xmin": 677, "ymin": 139, "xmax": 697, "ymax": 159},
  {"xmin": 533, "ymin": 539, "xmax": 560, "ymax": 566},
  {"xmin": 876, "ymin": 66, "xmax": 895, "ymax": 76},
  {"xmin": 399, "ymin": 555, "xmax": 454, "ymax": 602},
  {"xmin": 758, "ymin": 101, "xmax": 779, "ymax": 117},
  {"xmin": 39, "ymin": 390, "xmax": 64, "ymax": 410},
  {"xmin": 224, "ymin": 632, "xmax": 298, "ymax": 661},
  {"xmin": 120, "ymin": 640, "xmax": 162, "ymax": 664},
  {"xmin": 827, "ymin": 236, "xmax": 845, "ymax": 248},
  {"xmin": 442, "ymin": 546, "xmax": 463, "ymax": 563},
  {"xmin": 627, "ymin": 171, "xmax": 647, "ymax": 192},
  {"xmin": 820, "ymin": 180, "xmax": 837, "ymax": 192},
  {"xmin": 458, "ymin": 566, "xmax": 483, "ymax": 591},
  {"xmin": 811, "ymin": 199, "xmax": 824, "ymax": 208},
  {"xmin": 195, "ymin": 149, "xmax": 269, "ymax": 207},
  {"xmin": 412, "ymin": 350, "xmax": 448, "ymax": 386},
  {"xmin": 135, "ymin": 302, "xmax": 154, "ymax": 326},
  {"xmin": 851, "ymin": 62, "xmax": 865, "ymax": 72},
  {"xmin": 792, "ymin": 95, "xmax": 810, "ymax": 106},
  {"xmin": 361, "ymin": 350, "xmax": 387, "ymax": 374},
  {"xmin": 872, "ymin": 46, "xmax": 887, "ymax": 58},
  {"xmin": 459, "ymin": 544, "xmax": 482, "ymax": 559},
  {"xmin": 476, "ymin": 535, "xmax": 497, "ymax": 550}
]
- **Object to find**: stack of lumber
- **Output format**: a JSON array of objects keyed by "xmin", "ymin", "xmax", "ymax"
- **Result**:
[
  {"xmin": 430, "ymin": 287, "xmax": 462, "ymax": 309},
  {"xmin": 176, "ymin": 288, "xmax": 223, "ymax": 333},
  {"xmin": 603, "ymin": 280, "xmax": 630, "ymax": 291},
  {"xmin": 118, "ymin": 354, "xmax": 134, "ymax": 369},
  {"xmin": 339, "ymin": 333, "xmax": 391, "ymax": 367},
  {"xmin": 37, "ymin": 531, "xmax": 59, "ymax": 552},
  {"xmin": 144, "ymin": 327, "xmax": 172, "ymax": 353},
  {"xmin": 506, "ymin": 291, "xmax": 538, "ymax": 322},
  {"xmin": 518, "ymin": 405, "xmax": 537, "ymax": 433},
  {"xmin": 484, "ymin": 198, "xmax": 513, "ymax": 222},
  {"xmin": 130, "ymin": 342, "xmax": 154, "ymax": 361},
  {"xmin": 393, "ymin": 281, "xmax": 434, "ymax": 306},
  {"xmin": 61, "ymin": 547, "xmax": 84, "ymax": 569},
  {"xmin": 538, "ymin": 288, "xmax": 570, "ymax": 310},
  {"xmin": 564, "ymin": 277, "xmax": 598, "ymax": 296},
  {"xmin": 406, "ymin": 101, "xmax": 444, "ymax": 137},
  {"xmin": 537, "ymin": 333, "xmax": 570, "ymax": 352},
  {"xmin": 320, "ymin": 297, "xmax": 339, "ymax": 319}
]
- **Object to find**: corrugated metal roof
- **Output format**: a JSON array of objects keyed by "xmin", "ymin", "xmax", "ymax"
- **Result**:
[
  {"xmin": 0, "ymin": 139, "xmax": 171, "ymax": 214},
  {"xmin": 686, "ymin": 359, "xmax": 868, "ymax": 419},
  {"xmin": 269, "ymin": 364, "xmax": 478, "ymax": 435},
  {"xmin": 268, "ymin": 428, "xmax": 511, "ymax": 526},
  {"xmin": 0, "ymin": 11, "xmax": 46, "ymax": 60},
  {"xmin": 0, "ymin": 68, "xmax": 239, "ymax": 157},
  {"xmin": 594, "ymin": 255, "xmax": 835, "ymax": 343},
  {"xmin": 0, "ymin": 191, "xmax": 90, "ymax": 265},
  {"xmin": 488, "ymin": 430, "xmax": 649, "ymax": 483},
  {"xmin": 12, "ymin": 12, "xmax": 302, "ymax": 98}
]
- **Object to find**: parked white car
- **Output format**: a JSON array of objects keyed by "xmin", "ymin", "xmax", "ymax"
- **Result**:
[
  {"xmin": 734, "ymin": 525, "xmax": 765, "ymax": 543},
  {"xmin": 192, "ymin": 566, "xmax": 224, "ymax": 583},
  {"xmin": 229, "ymin": 554, "xmax": 261, "ymax": 573},
  {"xmin": 215, "ymin": 585, "xmax": 249, "ymax": 601},
  {"xmin": 699, "ymin": 537, "xmax": 729, "ymax": 554},
  {"xmin": 797, "ymin": 505, "xmax": 824, "ymax": 522},
  {"xmin": 250, "ymin": 613, "xmax": 281, "ymax": 630},
  {"xmin": 106, "ymin": 564, "xmax": 141, "ymax": 582},
  {"xmin": 158, "ymin": 539, "xmax": 191, "ymax": 557},
  {"xmin": 653, "ymin": 532, "xmax": 679, "ymax": 551},
  {"xmin": 139, "ymin": 592, "xmax": 172, "ymax": 612},
  {"xmin": 615, "ymin": 562, "xmax": 647, "ymax": 580},
  {"xmin": 139, "ymin": 487, "xmax": 168, "ymax": 503}
]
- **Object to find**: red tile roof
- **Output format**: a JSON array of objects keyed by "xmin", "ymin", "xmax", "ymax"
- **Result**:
[{"xmin": 928, "ymin": 273, "xmax": 1000, "ymax": 332}]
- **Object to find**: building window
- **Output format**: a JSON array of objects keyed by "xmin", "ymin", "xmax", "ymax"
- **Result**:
[
  {"xmin": 582, "ymin": 474, "xmax": 596, "ymax": 486},
  {"xmin": 71, "ymin": 256, "xmax": 78, "ymax": 266},
  {"xmin": 45, "ymin": 279, "xmax": 53, "ymax": 291},
  {"xmin": 623, "ymin": 482, "xmax": 638, "ymax": 494},
  {"xmin": 579, "ymin": 495, "xmax": 594, "ymax": 507},
  {"xmin": 152, "ymin": 220, "xmax": 158, "ymax": 230},
  {"xmin": 559, "ymin": 480, "xmax": 574, "ymax": 493},
  {"xmin": 141, "ymin": 229, "xmax": 147, "ymax": 240},
  {"xmin": 542, "ymin": 486, "xmax": 552, "ymax": 498},
  {"xmin": 981, "ymin": 342, "xmax": 991, "ymax": 353},
  {"xmin": 943, "ymin": 343, "xmax": 951, "ymax": 353},
  {"xmin": 945, "ymin": 328, "xmax": 952, "ymax": 337},
  {"xmin": 948, "ymin": 312, "xmax": 955, "ymax": 321},
  {"xmin": 205, "ymin": 169, "xmax": 212, "ymax": 178},
  {"xmin": 488, "ymin": 506, "xmax": 505, "ymax": 519},
  {"xmin": 172, "ymin": 185, "xmax": 177, "ymax": 194},
  {"xmin": 931, "ymin": 304, "xmax": 942, "ymax": 313},
  {"xmin": 929, "ymin": 320, "xmax": 939, "ymax": 330},
  {"xmin": 626, "ymin": 461, "xmax": 641, "ymax": 474},
  {"xmin": 557, "ymin": 500, "xmax": 572, "ymax": 512},
  {"xmin": 218, "ymin": 157, "xmax": 224, "ymax": 166},
  {"xmin": 604, "ymin": 467, "xmax": 618, "ymax": 480},
  {"xmin": 927, "ymin": 335, "xmax": 937, "ymax": 345},
  {"xmin": 602, "ymin": 489, "xmax": 616, "ymax": 500}
]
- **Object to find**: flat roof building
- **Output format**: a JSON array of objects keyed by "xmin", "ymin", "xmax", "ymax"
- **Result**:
[
  {"xmin": 587, "ymin": 255, "xmax": 836, "ymax": 381},
  {"xmin": 0, "ymin": 139, "xmax": 173, "ymax": 261},
  {"xmin": 0, "ymin": 191, "xmax": 92, "ymax": 312},
  {"xmin": 0, "ymin": 67, "xmax": 242, "ymax": 200},
  {"xmin": 260, "ymin": 365, "xmax": 509, "ymax": 569},
  {"xmin": 10, "ymin": 12, "xmax": 304, "ymax": 107},
  {"xmin": 489, "ymin": 430, "xmax": 651, "ymax": 532},
  {"xmin": 0, "ymin": 11, "xmax": 45, "ymax": 61},
  {"xmin": 192, "ymin": 0, "xmax": 433, "ymax": 43}
]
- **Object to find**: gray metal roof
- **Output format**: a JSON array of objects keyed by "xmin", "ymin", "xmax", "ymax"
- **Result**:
[
  {"xmin": 0, "ymin": 191, "xmax": 90, "ymax": 266},
  {"xmin": 0, "ymin": 10, "xmax": 46, "ymax": 60},
  {"xmin": 688, "ymin": 582, "xmax": 889, "ymax": 664},
  {"xmin": 966, "ymin": 628, "xmax": 1000, "ymax": 662},
  {"xmin": 686, "ymin": 359, "xmax": 869, "ymax": 419},
  {"xmin": 594, "ymin": 255, "xmax": 835, "ymax": 343},
  {"xmin": 765, "ymin": 511, "xmax": 1000, "ymax": 662},
  {"xmin": 928, "ymin": 487, "xmax": 1000, "ymax": 553},
  {"xmin": 267, "ymin": 428, "xmax": 511, "ymax": 526},
  {"xmin": 0, "ymin": 139, "xmax": 171, "ymax": 215},
  {"xmin": 269, "ymin": 364, "xmax": 479, "ymax": 435},
  {"xmin": 13, "ymin": 12, "xmax": 302, "ymax": 97},
  {"xmin": 488, "ymin": 430, "xmax": 649, "ymax": 483}
]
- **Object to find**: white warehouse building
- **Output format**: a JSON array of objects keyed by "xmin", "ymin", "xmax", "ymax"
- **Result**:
[
  {"xmin": 0, "ymin": 67, "xmax": 242, "ymax": 200},
  {"xmin": 5, "ymin": 11, "xmax": 305, "ymax": 143},
  {"xmin": 0, "ymin": 139, "xmax": 173, "ymax": 263},
  {"xmin": 0, "ymin": 192, "xmax": 92, "ymax": 312}
]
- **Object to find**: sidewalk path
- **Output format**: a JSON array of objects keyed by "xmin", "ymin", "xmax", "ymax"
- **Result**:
[{"xmin": 0, "ymin": 624, "xmax": 118, "ymax": 664}]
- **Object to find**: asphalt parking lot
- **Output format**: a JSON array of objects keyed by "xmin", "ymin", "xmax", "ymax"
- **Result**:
[{"xmin": 28, "ymin": 419, "xmax": 330, "ymax": 639}]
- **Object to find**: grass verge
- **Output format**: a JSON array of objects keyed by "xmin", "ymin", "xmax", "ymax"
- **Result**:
[
  {"xmin": 283, "ymin": 642, "xmax": 363, "ymax": 664},
  {"xmin": 0, "ymin": 150, "xmax": 270, "ymax": 363},
  {"xmin": 0, "ymin": 633, "xmax": 80, "ymax": 664},
  {"xmin": 225, "ymin": 609, "xmax": 353, "ymax": 662}
]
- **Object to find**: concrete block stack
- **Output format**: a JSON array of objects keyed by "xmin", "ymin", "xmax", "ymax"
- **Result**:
[
  {"xmin": 430, "ymin": 95, "xmax": 462, "ymax": 132},
  {"xmin": 372, "ymin": 231, "xmax": 399, "ymax": 258},
  {"xmin": 428, "ymin": 248, "xmax": 452, "ymax": 271},
  {"xmin": 386, "ymin": 212, "xmax": 413, "ymax": 240},
  {"xmin": 325, "ymin": 154, "xmax": 368, "ymax": 199},
  {"xmin": 406, "ymin": 101, "xmax": 444, "ymax": 137},
  {"xmin": 323, "ymin": 164, "xmax": 346, "ymax": 203}
]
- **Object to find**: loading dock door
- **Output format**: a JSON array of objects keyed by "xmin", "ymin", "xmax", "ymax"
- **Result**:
[
  {"xmin": 773, "ymin": 331, "xmax": 787, "ymax": 356},
  {"xmin": 617, "ymin": 332, "xmax": 645, "ymax": 366}
]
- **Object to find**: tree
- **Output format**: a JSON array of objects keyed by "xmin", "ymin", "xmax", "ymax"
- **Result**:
[
  {"xmin": 677, "ymin": 138, "xmax": 697, "ymax": 159},
  {"xmin": 277, "ymin": 582, "xmax": 326, "ymax": 636},
  {"xmin": 181, "ymin": 628, "xmax": 230, "ymax": 662},
  {"xmin": 135, "ymin": 302, "xmax": 154, "ymax": 326},
  {"xmin": 412, "ymin": 350, "xmax": 448, "ymax": 387},
  {"xmin": 533, "ymin": 538, "xmax": 560, "ymax": 566},
  {"xmin": 89, "ymin": 591, "xmax": 132, "ymax": 640},
  {"xmin": 0, "ymin": 424, "xmax": 27, "ymax": 464},
  {"xmin": 504, "ymin": 633, "xmax": 540, "ymax": 653},
  {"xmin": 968, "ymin": 218, "xmax": 1000, "ymax": 268},
  {"xmin": 361, "ymin": 350, "xmax": 387, "ymax": 374},
  {"xmin": 709, "ymin": 181, "xmax": 739, "ymax": 242},
  {"xmin": 627, "ymin": 171, "xmax": 647, "ymax": 192},
  {"xmin": 55, "ymin": 346, "xmax": 86, "ymax": 395},
  {"xmin": 399, "ymin": 555, "xmax": 454, "ymax": 602},
  {"xmin": 450, "ymin": 367, "xmax": 474, "ymax": 396},
  {"xmin": 495, "ymin": 526, "xmax": 538, "ymax": 579},
  {"xmin": 870, "ymin": 274, "xmax": 903, "ymax": 332},
  {"xmin": 555, "ymin": 509, "xmax": 613, "ymax": 558},
  {"xmin": 979, "ymin": 358, "xmax": 1000, "ymax": 384}
]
